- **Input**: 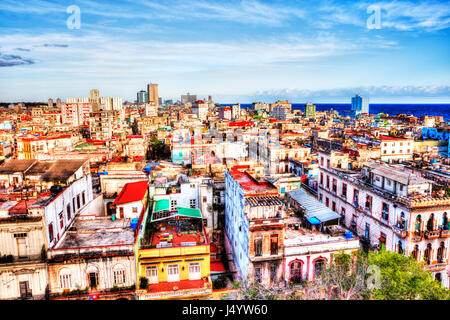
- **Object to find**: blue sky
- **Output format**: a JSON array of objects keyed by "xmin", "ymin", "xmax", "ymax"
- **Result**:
[{"xmin": 0, "ymin": 0, "xmax": 449, "ymax": 103}]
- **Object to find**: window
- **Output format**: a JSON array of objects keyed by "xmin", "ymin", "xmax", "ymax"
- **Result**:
[
  {"xmin": 379, "ymin": 233, "xmax": 387, "ymax": 251},
  {"xmin": 72, "ymin": 198, "xmax": 76, "ymax": 211},
  {"xmin": 332, "ymin": 179, "xmax": 337, "ymax": 193},
  {"xmin": 255, "ymin": 238, "xmax": 263, "ymax": 256},
  {"xmin": 325, "ymin": 197, "xmax": 329, "ymax": 207},
  {"xmin": 59, "ymin": 269, "xmax": 72, "ymax": 289},
  {"xmin": 342, "ymin": 183, "xmax": 347, "ymax": 198},
  {"xmin": 19, "ymin": 281, "xmax": 32, "ymax": 299},
  {"xmin": 353, "ymin": 189, "xmax": 359, "ymax": 206},
  {"xmin": 332, "ymin": 201, "xmax": 336, "ymax": 212},
  {"xmin": 190, "ymin": 199, "xmax": 196, "ymax": 209},
  {"xmin": 132, "ymin": 207, "xmax": 138, "ymax": 213},
  {"xmin": 167, "ymin": 264, "xmax": 179, "ymax": 282},
  {"xmin": 146, "ymin": 266, "xmax": 158, "ymax": 284},
  {"xmin": 270, "ymin": 264, "xmax": 277, "ymax": 284},
  {"xmin": 365, "ymin": 223, "xmax": 370, "ymax": 238},
  {"xmin": 270, "ymin": 234, "xmax": 279, "ymax": 255},
  {"xmin": 319, "ymin": 194, "xmax": 323, "ymax": 202},
  {"xmin": 76, "ymin": 195, "xmax": 81, "ymax": 210},
  {"xmin": 382, "ymin": 203, "xmax": 389, "ymax": 220},
  {"xmin": 14, "ymin": 233, "xmax": 27, "ymax": 238},
  {"xmin": 320, "ymin": 157, "xmax": 324, "ymax": 166},
  {"xmin": 320, "ymin": 173, "xmax": 324, "ymax": 185},
  {"xmin": 314, "ymin": 259, "xmax": 325, "ymax": 279},
  {"xmin": 48, "ymin": 223, "xmax": 54, "ymax": 242},
  {"xmin": 327, "ymin": 159, "xmax": 330, "ymax": 169},
  {"xmin": 365, "ymin": 195, "xmax": 372, "ymax": 213},
  {"xmin": 170, "ymin": 200, "xmax": 177, "ymax": 211},
  {"xmin": 189, "ymin": 262, "xmax": 201, "ymax": 280},
  {"xmin": 113, "ymin": 270, "xmax": 126, "ymax": 285},
  {"xmin": 66, "ymin": 204, "xmax": 71, "ymax": 221},
  {"xmin": 190, "ymin": 184, "xmax": 196, "ymax": 189},
  {"xmin": 254, "ymin": 267, "xmax": 262, "ymax": 283},
  {"xmin": 82, "ymin": 192, "xmax": 86, "ymax": 206},
  {"xmin": 59, "ymin": 212, "xmax": 64, "ymax": 229},
  {"xmin": 119, "ymin": 207, "xmax": 124, "ymax": 217},
  {"xmin": 326, "ymin": 176, "xmax": 330, "ymax": 189}
]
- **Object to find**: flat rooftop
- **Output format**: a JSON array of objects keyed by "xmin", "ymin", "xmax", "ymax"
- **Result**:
[
  {"xmin": 229, "ymin": 169, "xmax": 277, "ymax": 194},
  {"xmin": 56, "ymin": 217, "xmax": 135, "ymax": 249},
  {"xmin": 284, "ymin": 227, "xmax": 353, "ymax": 247}
]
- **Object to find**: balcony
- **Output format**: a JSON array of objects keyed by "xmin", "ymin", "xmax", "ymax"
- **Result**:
[
  {"xmin": 441, "ymin": 230, "xmax": 450, "ymax": 238},
  {"xmin": 423, "ymin": 262, "xmax": 447, "ymax": 271},
  {"xmin": 0, "ymin": 254, "xmax": 44, "ymax": 266},
  {"xmin": 424, "ymin": 230, "xmax": 441, "ymax": 240},
  {"xmin": 392, "ymin": 226, "xmax": 408, "ymax": 239},
  {"xmin": 411, "ymin": 232, "xmax": 422, "ymax": 242}
]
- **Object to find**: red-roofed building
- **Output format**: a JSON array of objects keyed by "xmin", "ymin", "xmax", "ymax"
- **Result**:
[
  {"xmin": 229, "ymin": 121, "xmax": 254, "ymax": 127},
  {"xmin": 113, "ymin": 180, "xmax": 149, "ymax": 219},
  {"xmin": 377, "ymin": 135, "xmax": 413, "ymax": 162},
  {"xmin": 210, "ymin": 258, "xmax": 226, "ymax": 280}
]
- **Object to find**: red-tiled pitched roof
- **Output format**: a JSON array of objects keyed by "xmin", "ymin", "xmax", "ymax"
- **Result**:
[{"xmin": 113, "ymin": 180, "xmax": 148, "ymax": 205}]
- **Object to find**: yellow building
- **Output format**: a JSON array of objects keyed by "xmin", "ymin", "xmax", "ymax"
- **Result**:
[{"xmin": 134, "ymin": 199, "xmax": 212, "ymax": 300}]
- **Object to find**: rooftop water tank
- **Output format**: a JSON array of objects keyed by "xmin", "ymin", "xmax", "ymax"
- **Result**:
[{"xmin": 131, "ymin": 218, "xmax": 139, "ymax": 230}]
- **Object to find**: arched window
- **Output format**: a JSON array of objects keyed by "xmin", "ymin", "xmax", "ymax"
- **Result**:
[
  {"xmin": 398, "ymin": 212, "xmax": 406, "ymax": 229},
  {"xmin": 424, "ymin": 243, "xmax": 432, "ymax": 265},
  {"xmin": 113, "ymin": 264, "xmax": 126, "ymax": 285},
  {"xmin": 59, "ymin": 268, "xmax": 72, "ymax": 289},
  {"xmin": 397, "ymin": 240, "xmax": 403, "ymax": 255},
  {"xmin": 412, "ymin": 245, "xmax": 419, "ymax": 260},
  {"xmin": 313, "ymin": 258, "xmax": 326, "ymax": 280},
  {"xmin": 442, "ymin": 213, "xmax": 448, "ymax": 230},
  {"xmin": 415, "ymin": 215, "xmax": 422, "ymax": 234},
  {"xmin": 427, "ymin": 213, "xmax": 435, "ymax": 231},
  {"xmin": 289, "ymin": 260, "xmax": 303, "ymax": 284},
  {"xmin": 86, "ymin": 265, "xmax": 100, "ymax": 290},
  {"xmin": 437, "ymin": 242, "xmax": 445, "ymax": 263}
]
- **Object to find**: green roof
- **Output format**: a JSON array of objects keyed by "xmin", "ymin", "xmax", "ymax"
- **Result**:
[
  {"xmin": 154, "ymin": 199, "xmax": 170, "ymax": 212},
  {"xmin": 175, "ymin": 207, "xmax": 202, "ymax": 219}
]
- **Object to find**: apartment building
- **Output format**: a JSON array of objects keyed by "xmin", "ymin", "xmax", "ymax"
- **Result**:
[
  {"xmin": 317, "ymin": 150, "xmax": 450, "ymax": 287},
  {"xmin": 135, "ymin": 200, "xmax": 212, "ymax": 300},
  {"xmin": 378, "ymin": 136, "xmax": 414, "ymax": 162},
  {"xmin": 225, "ymin": 166, "xmax": 285, "ymax": 285}
]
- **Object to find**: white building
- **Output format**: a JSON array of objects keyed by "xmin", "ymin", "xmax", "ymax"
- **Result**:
[{"xmin": 317, "ymin": 150, "xmax": 450, "ymax": 288}]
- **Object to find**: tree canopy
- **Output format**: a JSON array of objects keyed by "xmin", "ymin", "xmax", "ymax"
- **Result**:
[{"xmin": 234, "ymin": 250, "xmax": 449, "ymax": 300}]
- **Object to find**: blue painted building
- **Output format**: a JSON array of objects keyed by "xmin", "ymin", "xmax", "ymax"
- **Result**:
[{"xmin": 225, "ymin": 166, "xmax": 285, "ymax": 285}]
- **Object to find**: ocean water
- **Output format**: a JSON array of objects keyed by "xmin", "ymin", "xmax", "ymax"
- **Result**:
[{"xmin": 226, "ymin": 103, "xmax": 450, "ymax": 121}]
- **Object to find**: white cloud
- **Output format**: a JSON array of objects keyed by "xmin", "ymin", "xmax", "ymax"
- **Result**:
[{"xmin": 249, "ymin": 85, "xmax": 450, "ymax": 101}]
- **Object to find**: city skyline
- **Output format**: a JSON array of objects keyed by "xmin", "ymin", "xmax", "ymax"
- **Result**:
[{"xmin": 0, "ymin": 0, "xmax": 449, "ymax": 103}]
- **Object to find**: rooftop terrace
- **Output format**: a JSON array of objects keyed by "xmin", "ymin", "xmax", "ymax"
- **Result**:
[{"xmin": 55, "ymin": 216, "xmax": 135, "ymax": 249}]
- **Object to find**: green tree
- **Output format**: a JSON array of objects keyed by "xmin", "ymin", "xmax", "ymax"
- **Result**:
[
  {"xmin": 146, "ymin": 136, "xmax": 171, "ymax": 160},
  {"xmin": 300, "ymin": 250, "xmax": 449, "ymax": 300},
  {"xmin": 300, "ymin": 251, "xmax": 369, "ymax": 300},
  {"xmin": 367, "ymin": 250, "xmax": 449, "ymax": 300}
]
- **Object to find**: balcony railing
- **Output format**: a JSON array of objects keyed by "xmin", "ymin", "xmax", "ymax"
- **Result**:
[
  {"xmin": 0, "ymin": 254, "xmax": 43, "ymax": 265},
  {"xmin": 423, "ymin": 262, "xmax": 447, "ymax": 271},
  {"xmin": 441, "ymin": 230, "xmax": 450, "ymax": 238},
  {"xmin": 424, "ymin": 230, "xmax": 441, "ymax": 240},
  {"xmin": 411, "ymin": 232, "xmax": 422, "ymax": 242}
]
